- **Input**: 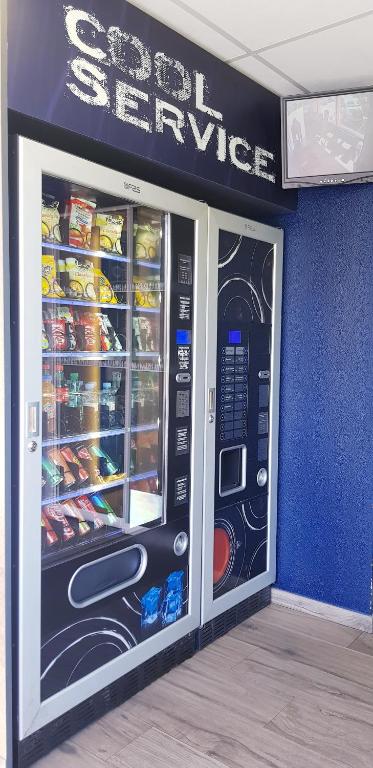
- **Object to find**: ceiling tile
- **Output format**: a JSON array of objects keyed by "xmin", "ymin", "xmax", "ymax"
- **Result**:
[
  {"xmin": 177, "ymin": 0, "xmax": 373, "ymax": 51},
  {"xmin": 261, "ymin": 15, "xmax": 373, "ymax": 92},
  {"xmin": 232, "ymin": 57, "xmax": 303, "ymax": 96},
  {"xmin": 128, "ymin": 0, "xmax": 246, "ymax": 60}
]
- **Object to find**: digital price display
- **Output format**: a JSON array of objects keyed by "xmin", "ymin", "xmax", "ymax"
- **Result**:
[
  {"xmin": 228, "ymin": 330, "xmax": 241, "ymax": 344},
  {"xmin": 176, "ymin": 329, "xmax": 192, "ymax": 345}
]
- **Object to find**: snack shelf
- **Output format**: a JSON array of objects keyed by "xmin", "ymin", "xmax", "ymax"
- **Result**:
[
  {"xmin": 42, "ymin": 468, "xmax": 158, "ymax": 506},
  {"xmin": 42, "ymin": 427, "xmax": 126, "ymax": 448},
  {"xmin": 42, "ymin": 525, "xmax": 124, "ymax": 571},
  {"xmin": 132, "ymin": 422, "xmax": 159, "ymax": 433},
  {"xmin": 42, "ymin": 422, "xmax": 159, "ymax": 447},
  {"xmin": 135, "ymin": 259, "xmax": 161, "ymax": 270},
  {"xmin": 133, "ymin": 306, "xmax": 161, "ymax": 314},
  {"xmin": 42, "ymin": 297, "xmax": 130, "ymax": 310},
  {"xmin": 134, "ymin": 351, "xmax": 160, "ymax": 358},
  {"xmin": 130, "ymin": 469, "xmax": 158, "ymax": 483},
  {"xmin": 42, "ymin": 351, "xmax": 129, "ymax": 359},
  {"xmin": 42, "ymin": 241, "xmax": 130, "ymax": 264},
  {"xmin": 42, "ymin": 477, "xmax": 126, "ymax": 506}
]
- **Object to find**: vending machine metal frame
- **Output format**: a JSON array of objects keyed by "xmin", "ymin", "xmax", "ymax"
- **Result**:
[
  {"xmin": 16, "ymin": 137, "xmax": 207, "ymax": 739},
  {"xmin": 201, "ymin": 208, "xmax": 283, "ymax": 625}
]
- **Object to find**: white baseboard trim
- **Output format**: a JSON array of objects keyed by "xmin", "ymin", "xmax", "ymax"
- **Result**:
[{"xmin": 271, "ymin": 588, "xmax": 372, "ymax": 634}]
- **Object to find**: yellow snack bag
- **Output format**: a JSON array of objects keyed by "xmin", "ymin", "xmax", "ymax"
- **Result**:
[
  {"xmin": 134, "ymin": 223, "xmax": 160, "ymax": 262},
  {"xmin": 133, "ymin": 276, "xmax": 160, "ymax": 309},
  {"xmin": 65, "ymin": 258, "xmax": 97, "ymax": 301},
  {"xmin": 93, "ymin": 267, "xmax": 117, "ymax": 304},
  {"xmin": 94, "ymin": 212, "xmax": 124, "ymax": 254},
  {"xmin": 42, "ymin": 196, "xmax": 62, "ymax": 243},
  {"xmin": 42, "ymin": 254, "xmax": 65, "ymax": 298}
]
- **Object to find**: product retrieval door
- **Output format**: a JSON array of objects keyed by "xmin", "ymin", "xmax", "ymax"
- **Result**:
[
  {"xmin": 202, "ymin": 208, "xmax": 283, "ymax": 624},
  {"xmin": 17, "ymin": 138, "xmax": 207, "ymax": 738}
]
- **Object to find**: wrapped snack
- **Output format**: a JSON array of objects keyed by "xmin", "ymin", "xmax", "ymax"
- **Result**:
[
  {"xmin": 60, "ymin": 446, "xmax": 90, "ymax": 485},
  {"xmin": 66, "ymin": 197, "xmax": 96, "ymax": 249},
  {"xmin": 66, "ymin": 258, "xmax": 96, "ymax": 301},
  {"xmin": 56, "ymin": 306, "xmax": 77, "ymax": 351},
  {"xmin": 133, "ymin": 316, "xmax": 156, "ymax": 352},
  {"xmin": 75, "ymin": 311, "xmax": 101, "ymax": 352},
  {"xmin": 43, "ymin": 312, "xmax": 67, "ymax": 352},
  {"xmin": 94, "ymin": 212, "xmax": 124, "ymax": 254},
  {"xmin": 42, "ymin": 195, "xmax": 62, "ymax": 243},
  {"xmin": 44, "ymin": 503, "xmax": 75, "ymax": 542},
  {"xmin": 41, "ymin": 513, "xmax": 59, "ymax": 548},
  {"xmin": 133, "ymin": 276, "xmax": 159, "ymax": 309},
  {"xmin": 90, "ymin": 493, "xmax": 119, "ymax": 527},
  {"xmin": 62, "ymin": 500, "xmax": 90, "ymax": 536},
  {"xmin": 93, "ymin": 267, "xmax": 117, "ymax": 304},
  {"xmin": 75, "ymin": 495, "xmax": 105, "ymax": 529},
  {"xmin": 99, "ymin": 313, "xmax": 122, "ymax": 352},
  {"xmin": 47, "ymin": 448, "xmax": 76, "ymax": 490},
  {"xmin": 134, "ymin": 223, "xmax": 160, "ymax": 262},
  {"xmin": 75, "ymin": 443, "xmax": 104, "ymax": 485},
  {"xmin": 42, "ymin": 254, "xmax": 65, "ymax": 298},
  {"xmin": 42, "ymin": 322, "xmax": 49, "ymax": 351}
]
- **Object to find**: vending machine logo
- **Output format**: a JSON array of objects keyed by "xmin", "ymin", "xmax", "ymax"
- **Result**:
[{"xmin": 63, "ymin": 5, "xmax": 276, "ymax": 184}]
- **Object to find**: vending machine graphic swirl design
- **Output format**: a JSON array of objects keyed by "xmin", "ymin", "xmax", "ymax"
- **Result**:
[{"xmin": 202, "ymin": 211, "xmax": 283, "ymax": 624}]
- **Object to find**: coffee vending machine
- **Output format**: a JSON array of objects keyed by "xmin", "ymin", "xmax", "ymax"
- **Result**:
[{"xmin": 201, "ymin": 209, "xmax": 283, "ymax": 631}]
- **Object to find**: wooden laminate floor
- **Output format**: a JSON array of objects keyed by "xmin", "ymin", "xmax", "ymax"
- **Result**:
[{"xmin": 34, "ymin": 604, "xmax": 373, "ymax": 768}]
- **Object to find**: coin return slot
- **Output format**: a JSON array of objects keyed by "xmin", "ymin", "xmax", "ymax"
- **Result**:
[{"xmin": 219, "ymin": 444, "xmax": 247, "ymax": 497}]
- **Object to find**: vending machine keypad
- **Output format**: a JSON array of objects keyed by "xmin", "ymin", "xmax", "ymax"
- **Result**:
[{"xmin": 220, "ymin": 343, "xmax": 248, "ymax": 443}]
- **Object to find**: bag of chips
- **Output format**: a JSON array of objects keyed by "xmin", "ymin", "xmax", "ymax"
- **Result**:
[
  {"xmin": 133, "ymin": 276, "xmax": 159, "ymax": 309},
  {"xmin": 65, "ymin": 258, "xmax": 96, "ymax": 301},
  {"xmin": 134, "ymin": 223, "xmax": 160, "ymax": 262},
  {"xmin": 93, "ymin": 267, "xmax": 118, "ymax": 303},
  {"xmin": 94, "ymin": 212, "xmax": 124, "ymax": 254},
  {"xmin": 42, "ymin": 254, "xmax": 65, "ymax": 298},
  {"xmin": 66, "ymin": 197, "xmax": 96, "ymax": 249},
  {"xmin": 42, "ymin": 195, "xmax": 62, "ymax": 243}
]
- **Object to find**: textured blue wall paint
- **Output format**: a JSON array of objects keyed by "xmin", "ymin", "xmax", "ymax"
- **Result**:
[{"xmin": 274, "ymin": 185, "xmax": 373, "ymax": 615}]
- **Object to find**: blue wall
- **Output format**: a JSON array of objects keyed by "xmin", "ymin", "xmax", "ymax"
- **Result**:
[{"xmin": 274, "ymin": 184, "xmax": 373, "ymax": 615}]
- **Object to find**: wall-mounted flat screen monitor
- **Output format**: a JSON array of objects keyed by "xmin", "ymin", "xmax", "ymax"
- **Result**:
[{"xmin": 282, "ymin": 88, "xmax": 373, "ymax": 188}]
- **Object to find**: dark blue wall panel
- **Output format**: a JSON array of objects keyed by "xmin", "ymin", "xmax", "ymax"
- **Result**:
[{"xmin": 275, "ymin": 184, "xmax": 373, "ymax": 615}]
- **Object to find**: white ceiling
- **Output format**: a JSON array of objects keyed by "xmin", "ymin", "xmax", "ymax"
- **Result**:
[{"xmin": 129, "ymin": 0, "xmax": 373, "ymax": 95}]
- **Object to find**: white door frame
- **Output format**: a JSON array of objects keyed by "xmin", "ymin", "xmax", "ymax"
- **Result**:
[
  {"xmin": 17, "ymin": 137, "xmax": 207, "ymax": 738},
  {"xmin": 201, "ymin": 207, "xmax": 283, "ymax": 625},
  {"xmin": 0, "ymin": 0, "xmax": 12, "ymax": 765}
]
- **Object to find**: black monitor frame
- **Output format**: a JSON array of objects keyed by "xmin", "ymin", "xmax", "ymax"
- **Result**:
[{"xmin": 281, "ymin": 86, "xmax": 373, "ymax": 189}]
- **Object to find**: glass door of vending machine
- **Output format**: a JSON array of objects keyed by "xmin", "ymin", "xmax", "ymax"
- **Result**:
[
  {"xmin": 16, "ymin": 138, "xmax": 206, "ymax": 739},
  {"xmin": 201, "ymin": 208, "xmax": 283, "ymax": 626}
]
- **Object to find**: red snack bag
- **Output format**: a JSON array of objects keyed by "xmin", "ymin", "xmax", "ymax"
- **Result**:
[
  {"xmin": 75, "ymin": 312, "xmax": 100, "ymax": 352},
  {"xmin": 44, "ymin": 503, "xmax": 75, "ymax": 542},
  {"xmin": 41, "ymin": 512, "xmax": 59, "ymax": 547},
  {"xmin": 60, "ymin": 446, "xmax": 90, "ymax": 484},
  {"xmin": 44, "ymin": 317, "xmax": 67, "ymax": 352},
  {"xmin": 75, "ymin": 495, "xmax": 105, "ymax": 529},
  {"xmin": 62, "ymin": 500, "xmax": 91, "ymax": 536}
]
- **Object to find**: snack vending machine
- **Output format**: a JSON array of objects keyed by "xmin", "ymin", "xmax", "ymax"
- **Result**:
[
  {"xmin": 15, "ymin": 138, "xmax": 206, "ymax": 740},
  {"xmin": 201, "ymin": 209, "xmax": 283, "ymax": 626}
]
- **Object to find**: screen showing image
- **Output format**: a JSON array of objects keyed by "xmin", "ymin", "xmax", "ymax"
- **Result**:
[{"xmin": 286, "ymin": 91, "xmax": 373, "ymax": 179}]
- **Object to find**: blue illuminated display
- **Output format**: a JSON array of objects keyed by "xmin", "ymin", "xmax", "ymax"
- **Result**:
[
  {"xmin": 176, "ymin": 329, "xmax": 192, "ymax": 345},
  {"xmin": 229, "ymin": 330, "xmax": 241, "ymax": 344}
]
